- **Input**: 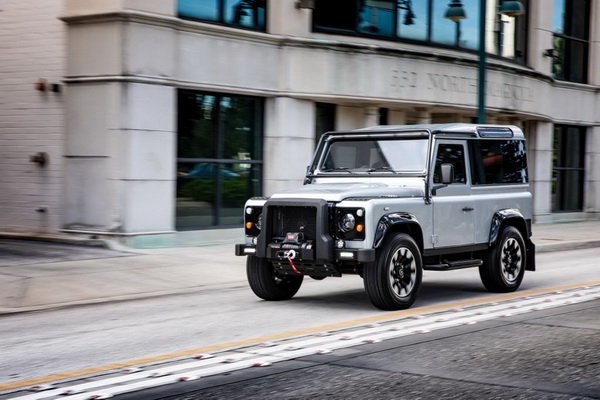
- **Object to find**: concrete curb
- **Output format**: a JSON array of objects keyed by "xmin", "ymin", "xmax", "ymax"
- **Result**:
[{"xmin": 535, "ymin": 240, "xmax": 600, "ymax": 254}]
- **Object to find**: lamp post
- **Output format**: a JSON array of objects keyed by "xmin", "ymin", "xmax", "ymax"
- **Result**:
[{"xmin": 445, "ymin": 1, "xmax": 525, "ymax": 124}]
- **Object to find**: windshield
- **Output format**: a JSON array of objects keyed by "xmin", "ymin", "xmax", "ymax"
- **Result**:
[{"xmin": 319, "ymin": 138, "xmax": 429, "ymax": 174}]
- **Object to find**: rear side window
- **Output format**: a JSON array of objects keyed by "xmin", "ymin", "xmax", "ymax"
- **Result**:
[{"xmin": 469, "ymin": 140, "xmax": 528, "ymax": 185}]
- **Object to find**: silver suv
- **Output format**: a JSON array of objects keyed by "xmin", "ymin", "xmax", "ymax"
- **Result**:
[{"xmin": 235, "ymin": 124, "xmax": 536, "ymax": 310}]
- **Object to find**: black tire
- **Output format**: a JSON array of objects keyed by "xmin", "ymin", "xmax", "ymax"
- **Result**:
[
  {"xmin": 479, "ymin": 225, "xmax": 526, "ymax": 292},
  {"xmin": 364, "ymin": 233, "xmax": 423, "ymax": 310},
  {"xmin": 246, "ymin": 256, "xmax": 303, "ymax": 301}
]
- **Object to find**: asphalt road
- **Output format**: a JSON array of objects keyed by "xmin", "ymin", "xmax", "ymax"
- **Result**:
[
  {"xmin": 124, "ymin": 300, "xmax": 600, "ymax": 400},
  {"xmin": 0, "ymin": 251, "xmax": 599, "ymax": 399}
]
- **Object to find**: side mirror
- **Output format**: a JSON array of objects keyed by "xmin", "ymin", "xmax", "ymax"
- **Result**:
[{"xmin": 441, "ymin": 163, "xmax": 454, "ymax": 185}]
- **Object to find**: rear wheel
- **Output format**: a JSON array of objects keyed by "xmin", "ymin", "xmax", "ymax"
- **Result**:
[
  {"xmin": 479, "ymin": 226, "xmax": 525, "ymax": 292},
  {"xmin": 364, "ymin": 233, "xmax": 422, "ymax": 310},
  {"xmin": 246, "ymin": 256, "xmax": 303, "ymax": 301}
]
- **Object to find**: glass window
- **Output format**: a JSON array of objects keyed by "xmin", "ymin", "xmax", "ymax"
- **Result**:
[
  {"xmin": 431, "ymin": 0, "xmax": 462, "ymax": 46},
  {"xmin": 552, "ymin": 126, "xmax": 586, "ymax": 212},
  {"xmin": 313, "ymin": 0, "xmax": 358, "ymax": 32},
  {"xmin": 434, "ymin": 143, "xmax": 466, "ymax": 183},
  {"xmin": 397, "ymin": 0, "xmax": 429, "ymax": 41},
  {"xmin": 551, "ymin": 0, "xmax": 590, "ymax": 83},
  {"xmin": 313, "ymin": 0, "xmax": 527, "ymax": 61},
  {"xmin": 469, "ymin": 140, "xmax": 528, "ymax": 185},
  {"xmin": 320, "ymin": 138, "xmax": 429, "ymax": 173},
  {"xmin": 359, "ymin": 0, "xmax": 396, "ymax": 37},
  {"xmin": 178, "ymin": 0, "xmax": 266, "ymax": 31},
  {"xmin": 177, "ymin": 90, "xmax": 263, "ymax": 230},
  {"xmin": 179, "ymin": 0, "xmax": 219, "ymax": 21}
]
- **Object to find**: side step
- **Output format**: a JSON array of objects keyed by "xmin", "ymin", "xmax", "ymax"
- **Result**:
[{"xmin": 424, "ymin": 259, "xmax": 483, "ymax": 271}]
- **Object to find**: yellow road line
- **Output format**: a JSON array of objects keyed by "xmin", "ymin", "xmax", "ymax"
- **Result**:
[{"xmin": 2, "ymin": 280, "xmax": 599, "ymax": 392}]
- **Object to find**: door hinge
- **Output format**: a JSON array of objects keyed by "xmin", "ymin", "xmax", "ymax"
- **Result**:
[{"xmin": 431, "ymin": 234, "xmax": 439, "ymax": 244}]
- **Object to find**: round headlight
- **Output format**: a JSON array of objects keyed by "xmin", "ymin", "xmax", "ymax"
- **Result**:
[
  {"xmin": 339, "ymin": 213, "xmax": 356, "ymax": 232},
  {"xmin": 255, "ymin": 213, "xmax": 262, "ymax": 230},
  {"xmin": 246, "ymin": 207, "xmax": 253, "ymax": 215}
]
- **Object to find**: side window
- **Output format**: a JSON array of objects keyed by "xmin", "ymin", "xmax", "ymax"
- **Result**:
[
  {"xmin": 470, "ymin": 140, "xmax": 528, "ymax": 185},
  {"xmin": 433, "ymin": 143, "xmax": 467, "ymax": 184}
]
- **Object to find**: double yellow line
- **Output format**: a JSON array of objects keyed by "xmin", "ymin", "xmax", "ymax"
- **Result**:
[{"xmin": 2, "ymin": 280, "xmax": 599, "ymax": 392}]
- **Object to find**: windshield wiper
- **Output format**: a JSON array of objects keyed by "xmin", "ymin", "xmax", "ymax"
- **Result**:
[
  {"xmin": 322, "ymin": 167, "xmax": 355, "ymax": 174},
  {"xmin": 366, "ymin": 166, "xmax": 398, "ymax": 174}
]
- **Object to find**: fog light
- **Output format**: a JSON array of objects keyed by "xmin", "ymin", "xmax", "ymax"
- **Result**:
[
  {"xmin": 339, "ymin": 251, "xmax": 354, "ymax": 259},
  {"xmin": 335, "ymin": 239, "xmax": 345, "ymax": 249},
  {"xmin": 252, "ymin": 237, "xmax": 258, "ymax": 245}
]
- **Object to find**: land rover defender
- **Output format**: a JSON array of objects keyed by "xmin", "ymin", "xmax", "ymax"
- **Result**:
[{"xmin": 235, "ymin": 124, "xmax": 535, "ymax": 310}]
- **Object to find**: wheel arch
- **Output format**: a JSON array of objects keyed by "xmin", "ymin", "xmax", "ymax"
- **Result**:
[
  {"xmin": 488, "ymin": 209, "xmax": 536, "ymax": 271},
  {"xmin": 373, "ymin": 212, "xmax": 424, "ymax": 253}
]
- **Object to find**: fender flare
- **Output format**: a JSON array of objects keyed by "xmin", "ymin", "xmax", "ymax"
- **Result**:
[
  {"xmin": 373, "ymin": 212, "xmax": 422, "ymax": 249},
  {"xmin": 489, "ymin": 208, "xmax": 535, "ymax": 271},
  {"xmin": 489, "ymin": 209, "xmax": 528, "ymax": 246}
]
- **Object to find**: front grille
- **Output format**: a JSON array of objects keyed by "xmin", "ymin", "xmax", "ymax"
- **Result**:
[{"xmin": 270, "ymin": 206, "xmax": 317, "ymax": 241}]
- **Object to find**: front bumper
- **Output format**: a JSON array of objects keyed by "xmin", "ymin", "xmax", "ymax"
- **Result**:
[{"xmin": 235, "ymin": 243, "xmax": 375, "ymax": 263}]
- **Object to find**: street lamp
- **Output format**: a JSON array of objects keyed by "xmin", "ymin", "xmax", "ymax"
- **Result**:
[{"xmin": 444, "ymin": 0, "xmax": 525, "ymax": 124}]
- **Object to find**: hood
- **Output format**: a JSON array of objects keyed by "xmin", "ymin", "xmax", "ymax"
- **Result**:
[{"xmin": 271, "ymin": 182, "xmax": 424, "ymax": 202}]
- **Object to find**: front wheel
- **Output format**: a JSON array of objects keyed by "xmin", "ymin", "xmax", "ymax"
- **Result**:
[
  {"xmin": 246, "ymin": 256, "xmax": 303, "ymax": 301},
  {"xmin": 479, "ymin": 226, "xmax": 526, "ymax": 292},
  {"xmin": 364, "ymin": 233, "xmax": 423, "ymax": 310}
]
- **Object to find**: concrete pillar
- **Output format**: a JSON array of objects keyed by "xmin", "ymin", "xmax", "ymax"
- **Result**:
[
  {"xmin": 528, "ymin": 121, "xmax": 553, "ymax": 222},
  {"xmin": 269, "ymin": 0, "xmax": 311, "ymax": 36},
  {"xmin": 589, "ymin": 0, "xmax": 600, "ymax": 85},
  {"xmin": 364, "ymin": 106, "xmax": 380, "ymax": 127},
  {"xmin": 388, "ymin": 110, "xmax": 407, "ymax": 125},
  {"xmin": 64, "ymin": 82, "xmax": 176, "ymax": 233},
  {"xmin": 414, "ymin": 108, "xmax": 432, "ymax": 125},
  {"xmin": 336, "ymin": 105, "xmax": 366, "ymax": 130},
  {"xmin": 584, "ymin": 126, "xmax": 600, "ymax": 218},
  {"xmin": 63, "ymin": 3, "xmax": 177, "ymax": 234},
  {"xmin": 527, "ymin": 0, "xmax": 553, "ymax": 76},
  {"xmin": 65, "ymin": 0, "xmax": 175, "ymax": 15},
  {"xmin": 263, "ymin": 97, "xmax": 315, "ymax": 196}
]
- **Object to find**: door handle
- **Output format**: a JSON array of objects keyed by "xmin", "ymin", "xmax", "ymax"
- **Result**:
[{"xmin": 462, "ymin": 207, "xmax": 474, "ymax": 212}]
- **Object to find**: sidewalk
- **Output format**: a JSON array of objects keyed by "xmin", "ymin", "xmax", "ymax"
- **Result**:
[{"xmin": 1, "ymin": 221, "xmax": 599, "ymax": 315}]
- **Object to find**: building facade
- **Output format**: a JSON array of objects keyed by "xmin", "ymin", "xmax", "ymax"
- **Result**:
[{"xmin": 0, "ymin": 0, "xmax": 599, "ymax": 246}]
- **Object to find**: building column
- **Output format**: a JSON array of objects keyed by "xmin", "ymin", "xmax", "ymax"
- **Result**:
[
  {"xmin": 64, "ymin": 82, "xmax": 176, "ymax": 234},
  {"xmin": 364, "ymin": 106, "xmax": 380, "ymax": 127},
  {"xmin": 388, "ymin": 110, "xmax": 407, "ymax": 125},
  {"xmin": 588, "ymin": 0, "xmax": 600, "ymax": 85},
  {"xmin": 413, "ymin": 108, "xmax": 431, "ymax": 125},
  {"xmin": 527, "ymin": 0, "xmax": 553, "ymax": 76},
  {"xmin": 63, "ymin": 2, "xmax": 178, "ymax": 234},
  {"xmin": 263, "ymin": 97, "xmax": 315, "ymax": 196},
  {"xmin": 585, "ymin": 126, "xmax": 600, "ymax": 218},
  {"xmin": 528, "ymin": 121, "xmax": 553, "ymax": 222}
]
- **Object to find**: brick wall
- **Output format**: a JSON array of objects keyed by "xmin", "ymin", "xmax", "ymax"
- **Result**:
[{"xmin": 0, "ymin": 0, "xmax": 65, "ymax": 234}]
